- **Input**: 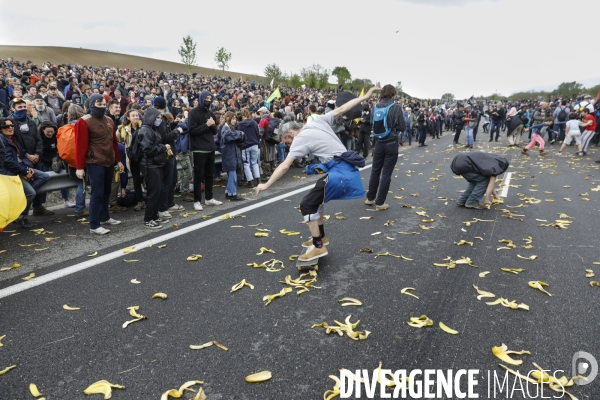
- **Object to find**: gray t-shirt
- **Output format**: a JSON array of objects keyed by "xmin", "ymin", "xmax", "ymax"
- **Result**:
[{"xmin": 286, "ymin": 112, "xmax": 347, "ymax": 164}]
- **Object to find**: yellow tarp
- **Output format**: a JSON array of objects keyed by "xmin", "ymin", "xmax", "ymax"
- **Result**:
[{"xmin": 0, "ymin": 175, "xmax": 26, "ymax": 231}]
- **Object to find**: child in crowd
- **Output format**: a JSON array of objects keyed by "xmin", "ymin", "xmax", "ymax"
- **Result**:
[
  {"xmin": 521, "ymin": 116, "xmax": 553, "ymax": 156},
  {"xmin": 555, "ymin": 112, "xmax": 582, "ymax": 156}
]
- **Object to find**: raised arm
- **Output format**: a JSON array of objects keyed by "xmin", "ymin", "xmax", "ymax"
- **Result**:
[{"xmin": 332, "ymin": 87, "xmax": 380, "ymax": 120}]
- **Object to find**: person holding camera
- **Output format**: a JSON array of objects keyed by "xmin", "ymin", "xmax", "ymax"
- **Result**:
[{"xmin": 220, "ymin": 111, "xmax": 245, "ymax": 201}]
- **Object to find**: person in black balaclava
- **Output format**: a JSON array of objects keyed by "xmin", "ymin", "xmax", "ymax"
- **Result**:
[
  {"xmin": 357, "ymin": 103, "xmax": 372, "ymax": 157},
  {"xmin": 74, "ymin": 93, "xmax": 124, "ymax": 235}
]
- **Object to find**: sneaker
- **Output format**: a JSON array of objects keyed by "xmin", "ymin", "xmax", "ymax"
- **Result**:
[
  {"xmin": 489, "ymin": 139, "xmax": 493, "ymax": 142},
  {"xmin": 245, "ymin": 181, "xmax": 255, "ymax": 188},
  {"xmin": 555, "ymin": 152, "xmax": 562, "ymax": 156},
  {"xmin": 101, "ymin": 218, "xmax": 122, "ymax": 225},
  {"xmin": 595, "ymin": 160, "xmax": 600, "ymax": 163},
  {"xmin": 19, "ymin": 217, "xmax": 32, "ymax": 229},
  {"xmin": 456, "ymin": 201, "xmax": 465, "ymax": 206},
  {"xmin": 376, "ymin": 203, "xmax": 390, "ymax": 211},
  {"xmin": 32, "ymin": 205, "xmax": 55, "ymax": 216},
  {"xmin": 421, "ymin": 144, "xmax": 428, "ymax": 147},
  {"xmin": 228, "ymin": 195, "xmax": 245, "ymax": 201},
  {"xmin": 64, "ymin": 200, "xmax": 76, "ymax": 208},
  {"xmin": 521, "ymin": 149, "xmax": 528, "ymax": 155},
  {"xmin": 409, "ymin": 143, "xmax": 412, "ymax": 146},
  {"xmin": 158, "ymin": 211, "xmax": 172, "ymax": 219},
  {"xmin": 110, "ymin": 205, "xmax": 127, "ymax": 213},
  {"xmin": 154, "ymin": 218, "xmax": 169, "ymax": 224},
  {"xmin": 90, "ymin": 227, "xmax": 110, "ymax": 235},
  {"xmin": 205, "ymin": 198, "xmax": 223, "ymax": 206},
  {"xmin": 194, "ymin": 201, "xmax": 203, "ymax": 211},
  {"xmin": 133, "ymin": 202, "xmax": 145, "ymax": 211},
  {"xmin": 74, "ymin": 209, "xmax": 89, "ymax": 217},
  {"xmin": 298, "ymin": 245, "xmax": 328, "ymax": 262},
  {"xmin": 365, "ymin": 199, "xmax": 375, "ymax": 206},
  {"xmin": 465, "ymin": 203, "xmax": 487, "ymax": 210},
  {"xmin": 182, "ymin": 192, "xmax": 194, "ymax": 202},
  {"xmin": 168, "ymin": 205, "xmax": 184, "ymax": 212},
  {"xmin": 302, "ymin": 236, "xmax": 330, "ymax": 248},
  {"xmin": 550, "ymin": 139, "xmax": 556, "ymax": 144},
  {"xmin": 539, "ymin": 150, "xmax": 548, "ymax": 156},
  {"xmin": 144, "ymin": 220, "xmax": 162, "ymax": 229}
]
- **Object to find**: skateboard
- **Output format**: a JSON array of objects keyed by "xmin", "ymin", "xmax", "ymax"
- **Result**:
[{"xmin": 296, "ymin": 247, "xmax": 320, "ymax": 271}]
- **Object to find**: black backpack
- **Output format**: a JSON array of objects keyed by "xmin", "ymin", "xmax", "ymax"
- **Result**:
[
  {"xmin": 557, "ymin": 106, "xmax": 568, "ymax": 123},
  {"xmin": 126, "ymin": 129, "xmax": 143, "ymax": 164},
  {"xmin": 266, "ymin": 118, "xmax": 281, "ymax": 145}
]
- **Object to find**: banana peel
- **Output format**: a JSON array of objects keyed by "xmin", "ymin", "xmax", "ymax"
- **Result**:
[
  {"xmin": 30, "ymin": 383, "xmax": 42, "ymax": 398},
  {"xmin": 231, "ymin": 279, "xmax": 254, "ymax": 293},
  {"xmin": 492, "ymin": 344, "xmax": 530, "ymax": 366},
  {"xmin": 22, "ymin": 273, "xmax": 35, "ymax": 280},
  {"xmin": 190, "ymin": 341, "xmax": 228, "ymax": 351},
  {"xmin": 312, "ymin": 315, "xmax": 370, "ymax": 340},
  {"xmin": 528, "ymin": 281, "xmax": 552, "ymax": 296},
  {"xmin": 123, "ymin": 306, "xmax": 146, "ymax": 328},
  {"xmin": 63, "ymin": 304, "xmax": 80, "ymax": 311},
  {"xmin": 585, "ymin": 269, "xmax": 595, "ymax": 278},
  {"xmin": 454, "ymin": 240, "xmax": 473, "ymax": 246},
  {"xmin": 439, "ymin": 322, "xmax": 459, "ymax": 335},
  {"xmin": 407, "ymin": 315, "xmax": 433, "ymax": 328},
  {"xmin": 160, "ymin": 381, "xmax": 204, "ymax": 400},
  {"xmin": 374, "ymin": 252, "xmax": 413, "ymax": 260},
  {"xmin": 324, "ymin": 375, "xmax": 342, "ymax": 400},
  {"xmin": 279, "ymin": 229, "xmax": 300, "ymax": 236},
  {"xmin": 0, "ymin": 365, "xmax": 16, "ymax": 375},
  {"xmin": 254, "ymin": 232, "xmax": 269, "ymax": 237},
  {"xmin": 152, "ymin": 293, "xmax": 168, "ymax": 299},
  {"xmin": 517, "ymin": 254, "xmax": 537, "ymax": 261},
  {"xmin": 0, "ymin": 263, "xmax": 20, "ymax": 272},
  {"xmin": 123, "ymin": 246, "xmax": 136, "ymax": 254},
  {"xmin": 83, "ymin": 380, "xmax": 125, "ymax": 399},
  {"xmin": 187, "ymin": 254, "xmax": 202, "ymax": 261},
  {"xmin": 486, "ymin": 297, "xmax": 529, "ymax": 311},
  {"xmin": 400, "ymin": 287, "xmax": 419, "ymax": 299},
  {"xmin": 256, "ymin": 247, "xmax": 275, "ymax": 255},
  {"xmin": 263, "ymin": 287, "xmax": 292, "ymax": 305},
  {"xmin": 245, "ymin": 371, "xmax": 272, "ymax": 383},
  {"xmin": 473, "ymin": 285, "xmax": 495, "ymax": 300},
  {"xmin": 479, "ymin": 271, "xmax": 491, "ymax": 277},
  {"xmin": 338, "ymin": 297, "xmax": 362, "ymax": 306},
  {"xmin": 501, "ymin": 268, "xmax": 525, "ymax": 274}
]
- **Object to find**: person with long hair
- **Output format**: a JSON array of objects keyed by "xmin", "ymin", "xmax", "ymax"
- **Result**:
[
  {"xmin": 220, "ymin": 111, "xmax": 245, "ymax": 201},
  {"xmin": 118, "ymin": 108, "xmax": 144, "ymax": 210},
  {"xmin": 237, "ymin": 108, "xmax": 261, "ymax": 187}
]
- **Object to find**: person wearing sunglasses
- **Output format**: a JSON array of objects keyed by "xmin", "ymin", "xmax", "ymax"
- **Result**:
[{"xmin": 0, "ymin": 117, "xmax": 50, "ymax": 229}]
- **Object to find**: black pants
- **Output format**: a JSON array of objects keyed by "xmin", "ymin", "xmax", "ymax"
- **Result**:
[
  {"xmin": 418, "ymin": 127, "xmax": 427, "ymax": 144},
  {"xmin": 356, "ymin": 133, "xmax": 370, "ymax": 157},
  {"xmin": 367, "ymin": 139, "xmax": 398, "ymax": 205},
  {"xmin": 129, "ymin": 160, "xmax": 144, "ymax": 203},
  {"xmin": 193, "ymin": 151, "xmax": 215, "ymax": 202},
  {"xmin": 454, "ymin": 125, "xmax": 462, "ymax": 143},
  {"xmin": 300, "ymin": 175, "xmax": 327, "ymax": 220},
  {"xmin": 473, "ymin": 123, "xmax": 479, "ymax": 141},
  {"xmin": 143, "ymin": 166, "xmax": 163, "ymax": 222}
]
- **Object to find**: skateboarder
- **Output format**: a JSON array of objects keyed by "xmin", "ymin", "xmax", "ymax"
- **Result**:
[{"xmin": 255, "ymin": 87, "xmax": 380, "ymax": 262}]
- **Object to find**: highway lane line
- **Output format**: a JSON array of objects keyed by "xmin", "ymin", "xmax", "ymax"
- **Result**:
[
  {"xmin": 499, "ymin": 171, "xmax": 512, "ymax": 198},
  {"xmin": 0, "ymin": 156, "xmax": 403, "ymax": 299}
]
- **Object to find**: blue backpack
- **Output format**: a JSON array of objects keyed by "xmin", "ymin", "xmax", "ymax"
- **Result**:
[{"xmin": 372, "ymin": 103, "xmax": 394, "ymax": 139}]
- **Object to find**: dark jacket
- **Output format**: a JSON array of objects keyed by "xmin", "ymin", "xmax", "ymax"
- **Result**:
[
  {"xmin": 188, "ymin": 90, "xmax": 217, "ymax": 151},
  {"xmin": 10, "ymin": 115, "xmax": 42, "ymax": 158},
  {"xmin": 220, "ymin": 123, "xmax": 244, "ymax": 172},
  {"xmin": 44, "ymin": 95, "xmax": 65, "ymax": 114},
  {"xmin": 157, "ymin": 115, "xmax": 180, "ymax": 156},
  {"xmin": 507, "ymin": 111, "xmax": 529, "ymax": 133},
  {"xmin": 41, "ymin": 131, "xmax": 58, "ymax": 164},
  {"xmin": 490, "ymin": 107, "xmax": 505, "ymax": 122},
  {"xmin": 137, "ymin": 108, "xmax": 167, "ymax": 169},
  {"xmin": 237, "ymin": 118, "xmax": 259, "ymax": 149},
  {"xmin": 0, "ymin": 135, "xmax": 5, "ymax": 167},
  {"xmin": 453, "ymin": 110, "xmax": 465, "ymax": 127},
  {"xmin": 0, "ymin": 133, "xmax": 30, "ymax": 176},
  {"xmin": 451, "ymin": 152, "xmax": 509, "ymax": 177}
]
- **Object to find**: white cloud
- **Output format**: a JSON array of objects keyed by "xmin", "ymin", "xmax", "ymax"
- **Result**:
[{"xmin": 1, "ymin": 0, "xmax": 599, "ymax": 99}]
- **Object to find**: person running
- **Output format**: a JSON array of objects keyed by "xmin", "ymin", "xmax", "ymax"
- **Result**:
[
  {"xmin": 579, "ymin": 108, "xmax": 597, "ymax": 156},
  {"xmin": 254, "ymin": 87, "xmax": 380, "ymax": 262},
  {"xmin": 522, "ymin": 116, "xmax": 553, "ymax": 156},
  {"xmin": 556, "ymin": 112, "xmax": 582, "ymax": 156}
]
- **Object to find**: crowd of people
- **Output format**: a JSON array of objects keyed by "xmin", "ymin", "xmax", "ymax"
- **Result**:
[{"xmin": 1, "ymin": 56, "xmax": 600, "ymax": 235}]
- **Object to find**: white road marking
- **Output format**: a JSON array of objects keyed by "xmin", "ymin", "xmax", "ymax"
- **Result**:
[
  {"xmin": 0, "ymin": 158, "xmax": 397, "ymax": 299},
  {"xmin": 499, "ymin": 171, "xmax": 512, "ymax": 198}
]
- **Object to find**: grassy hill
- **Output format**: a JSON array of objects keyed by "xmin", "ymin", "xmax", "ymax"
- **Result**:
[{"xmin": 0, "ymin": 46, "xmax": 265, "ymax": 82}]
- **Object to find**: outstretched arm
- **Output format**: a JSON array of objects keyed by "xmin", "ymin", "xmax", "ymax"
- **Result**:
[
  {"xmin": 255, "ymin": 157, "xmax": 294, "ymax": 196},
  {"xmin": 332, "ymin": 87, "xmax": 380, "ymax": 119}
]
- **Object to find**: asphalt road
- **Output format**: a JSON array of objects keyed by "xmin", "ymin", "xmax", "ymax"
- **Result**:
[{"xmin": 1, "ymin": 132, "xmax": 599, "ymax": 400}]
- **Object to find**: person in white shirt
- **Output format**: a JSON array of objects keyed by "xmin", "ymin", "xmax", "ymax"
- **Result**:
[{"xmin": 555, "ymin": 112, "xmax": 582, "ymax": 155}]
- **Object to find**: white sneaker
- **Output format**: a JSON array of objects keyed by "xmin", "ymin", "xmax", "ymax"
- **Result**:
[
  {"xmin": 205, "ymin": 198, "xmax": 223, "ymax": 206},
  {"xmin": 90, "ymin": 227, "xmax": 110, "ymax": 235},
  {"xmin": 194, "ymin": 201, "xmax": 203, "ymax": 211},
  {"xmin": 168, "ymin": 205, "xmax": 184, "ymax": 212},
  {"xmin": 64, "ymin": 200, "xmax": 76, "ymax": 208},
  {"xmin": 101, "ymin": 218, "xmax": 122, "ymax": 225},
  {"xmin": 158, "ymin": 211, "xmax": 172, "ymax": 219}
]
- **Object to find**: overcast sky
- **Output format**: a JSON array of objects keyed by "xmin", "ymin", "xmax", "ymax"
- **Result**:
[{"xmin": 2, "ymin": 0, "xmax": 599, "ymax": 99}]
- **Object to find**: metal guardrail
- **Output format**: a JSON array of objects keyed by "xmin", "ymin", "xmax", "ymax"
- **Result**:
[{"xmin": 36, "ymin": 152, "xmax": 222, "ymax": 195}]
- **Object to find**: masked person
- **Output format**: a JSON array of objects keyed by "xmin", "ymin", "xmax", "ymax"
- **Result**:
[{"xmin": 74, "ymin": 94, "xmax": 124, "ymax": 235}]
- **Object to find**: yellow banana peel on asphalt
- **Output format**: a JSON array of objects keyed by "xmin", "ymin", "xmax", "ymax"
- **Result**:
[
  {"xmin": 190, "ymin": 341, "xmax": 228, "ymax": 351},
  {"xmin": 187, "ymin": 254, "xmax": 202, "ymax": 261},
  {"xmin": 87, "ymin": 252, "xmax": 98, "ymax": 257},
  {"xmin": 408, "ymin": 315, "xmax": 433, "ymax": 328},
  {"xmin": 123, "ymin": 260, "xmax": 139, "ymax": 263},
  {"xmin": 419, "ymin": 225, "xmax": 431, "ymax": 230},
  {"xmin": 160, "ymin": 381, "xmax": 204, "ymax": 400},
  {"xmin": 401, "ymin": 287, "xmax": 419, "ymax": 299},
  {"xmin": 492, "ymin": 344, "xmax": 530, "ymax": 366},
  {"xmin": 219, "ymin": 213, "xmax": 231, "ymax": 220},
  {"xmin": 359, "ymin": 216, "xmax": 373, "ymax": 220},
  {"xmin": 338, "ymin": 297, "xmax": 362, "ymax": 306},
  {"xmin": 422, "ymin": 219, "xmax": 435, "ymax": 223},
  {"xmin": 22, "ymin": 273, "xmax": 35, "ymax": 280},
  {"xmin": 371, "ymin": 231, "xmax": 382, "ymax": 235},
  {"xmin": 231, "ymin": 279, "xmax": 254, "ymax": 292},
  {"xmin": 83, "ymin": 380, "xmax": 125, "ymax": 399},
  {"xmin": 130, "ymin": 279, "xmax": 141, "ymax": 284},
  {"xmin": 152, "ymin": 293, "xmax": 168, "ymax": 299},
  {"xmin": 585, "ymin": 269, "xmax": 595, "ymax": 278},
  {"xmin": 398, "ymin": 231, "xmax": 419, "ymax": 234},
  {"xmin": 158, "ymin": 244, "xmax": 167, "ymax": 248},
  {"xmin": 263, "ymin": 287, "xmax": 292, "ymax": 305},
  {"xmin": 473, "ymin": 285, "xmax": 495, "ymax": 300},
  {"xmin": 373, "ymin": 362, "xmax": 396, "ymax": 388},
  {"xmin": 181, "ymin": 212, "xmax": 197, "ymax": 218},
  {"xmin": 324, "ymin": 375, "xmax": 341, "ymax": 400},
  {"xmin": 374, "ymin": 252, "xmax": 413, "ymax": 260},
  {"xmin": 439, "ymin": 322, "xmax": 459, "ymax": 335},
  {"xmin": 63, "ymin": 304, "xmax": 80, "ymax": 311},
  {"xmin": 255, "ymin": 228, "xmax": 271, "ymax": 232},
  {"xmin": 528, "ymin": 281, "xmax": 552, "ymax": 296},
  {"xmin": 122, "ymin": 318, "xmax": 145, "ymax": 329},
  {"xmin": 30, "ymin": 383, "xmax": 42, "ymax": 397},
  {"xmin": 501, "ymin": 268, "xmax": 525, "ymax": 274},
  {"xmin": 0, "ymin": 365, "xmax": 16, "ymax": 375},
  {"xmin": 517, "ymin": 255, "xmax": 537, "ymax": 260},
  {"xmin": 479, "ymin": 271, "xmax": 491, "ymax": 277},
  {"xmin": 486, "ymin": 297, "xmax": 529, "ymax": 311},
  {"xmin": 0, "ymin": 263, "xmax": 20, "ymax": 272},
  {"xmin": 416, "ymin": 211, "xmax": 428, "ymax": 216},
  {"xmin": 256, "ymin": 247, "xmax": 275, "ymax": 255},
  {"xmin": 312, "ymin": 315, "xmax": 370, "ymax": 340},
  {"xmin": 245, "ymin": 371, "xmax": 272, "ymax": 383},
  {"xmin": 0, "ymin": 334, "xmax": 5, "ymax": 346},
  {"xmin": 279, "ymin": 229, "xmax": 300, "ymax": 236},
  {"xmin": 123, "ymin": 246, "xmax": 136, "ymax": 254},
  {"xmin": 254, "ymin": 232, "xmax": 269, "ymax": 237},
  {"xmin": 122, "ymin": 306, "xmax": 146, "ymax": 328},
  {"xmin": 454, "ymin": 240, "xmax": 473, "ymax": 246}
]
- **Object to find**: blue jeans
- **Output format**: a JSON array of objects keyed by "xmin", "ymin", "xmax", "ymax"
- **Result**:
[
  {"xmin": 458, "ymin": 173, "xmax": 489, "ymax": 206},
  {"xmin": 76, "ymin": 179, "xmax": 86, "ymax": 212},
  {"xmin": 159, "ymin": 156, "xmax": 176, "ymax": 212},
  {"xmin": 20, "ymin": 170, "xmax": 49, "ymax": 216},
  {"xmin": 490, "ymin": 120, "xmax": 501, "ymax": 140},
  {"xmin": 553, "ymin": 122, "xmax": 566, "ymax": 141},
  {"xmin": 225, "ymin": 170, "xmax": 237, "ymax": 196},
  {"xmin": 466, "ymin": 126, "xmax": 474, "ymax": 146},
  {"xmin": 40, "ymin": 163, "xmax": 69, "ymax": 203},
  {"xmin": 242, "ymin": 145, "xmax": 260, "ymax": 181},
  {"xmin": 342, "ymin": 138, "xmax": 353, "ymax": 151},
  {"xmin": 276, "ymin": 142, "xmax": 286, "ymax": 163},
  {"xmin": 86, "ymin": 163, "xmax": 112, "ymax": 229},
  {"xmin": 403, "ymin": 128, "xmax": 413, "ymax": 144}
]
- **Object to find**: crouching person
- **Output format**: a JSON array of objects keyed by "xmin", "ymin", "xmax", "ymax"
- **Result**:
[
  {"xmin": 451, "ymin": 151, "xmax": 508, "ymax": 209},
  {"xmin": 0, "ymin": 117, "xmax": 49, "ymax": 228}
]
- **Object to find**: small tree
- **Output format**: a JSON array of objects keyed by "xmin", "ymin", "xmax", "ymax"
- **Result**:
[
  {"xmin": 214, "ymin": 47, "xmax": 232, "ymax": 71},
  {"xmin": 178, "ymin": 35, "xmax": 197, "ymax": 69},
  {"xmin": 264, "ymin": 63, "xmax": 284, "ymax": 82},
  {"xmin": 317, "ymin": 70, "xmax": 330, "ymax": 89},
  {"xmin": 395, "ymin": 81, "xmax": 403, "ymax": 93},
  {"xmin": 289, "ymin": 74, "xmax": 302, "ymax": 88},
  {"xmin": 332, "ymin": 66, "xmax": 351, "ymax": 86},
  {"xmin": 304, "ymin": 72, "xmax": 318, "ymax": 89},
  {"xmin": 441, "ymin": 93, "xmax": 455, "ymax": 102}
]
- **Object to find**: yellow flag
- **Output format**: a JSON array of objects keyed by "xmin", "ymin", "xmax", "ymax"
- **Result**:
[
  {"xmin": 266, "ymin": 88, "xmax": 281, "ymax": 103},
  {"xmin": 355, "ymin": 88, "xmax": 365, "ymax": 124}
]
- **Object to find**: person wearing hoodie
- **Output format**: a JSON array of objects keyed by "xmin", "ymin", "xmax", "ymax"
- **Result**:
[
  {"xmin": 237, "ymin": 108, "xmax": 261, "ymax": 188},
  {"xmin": 74, "ymin": 93, "xmax": 124, "ymax": 235},
  {"xmin": 220, "ymin": 111, "xmax": 245, "ymax": 201},
  {"xmin": 188, "ymin": 90, "xmax": 222, "ymax": 211},
  {"xmin": 137, "ymin": 107, "xmax": 169, "ymax": 229}
]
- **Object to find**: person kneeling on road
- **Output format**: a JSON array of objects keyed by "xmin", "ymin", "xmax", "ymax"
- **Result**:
[
  {"xmin": 255, "ymin": 87, "xmax": 380, "ymax": 262},
  {"xmin": 451, "ymin": 151, "xmax": 508, "ymax": 210}
]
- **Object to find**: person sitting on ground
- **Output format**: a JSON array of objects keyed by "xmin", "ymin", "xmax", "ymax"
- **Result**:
[{"xmin": 451, "ymin": 151, "xmax": 507, "ymax": 210}]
